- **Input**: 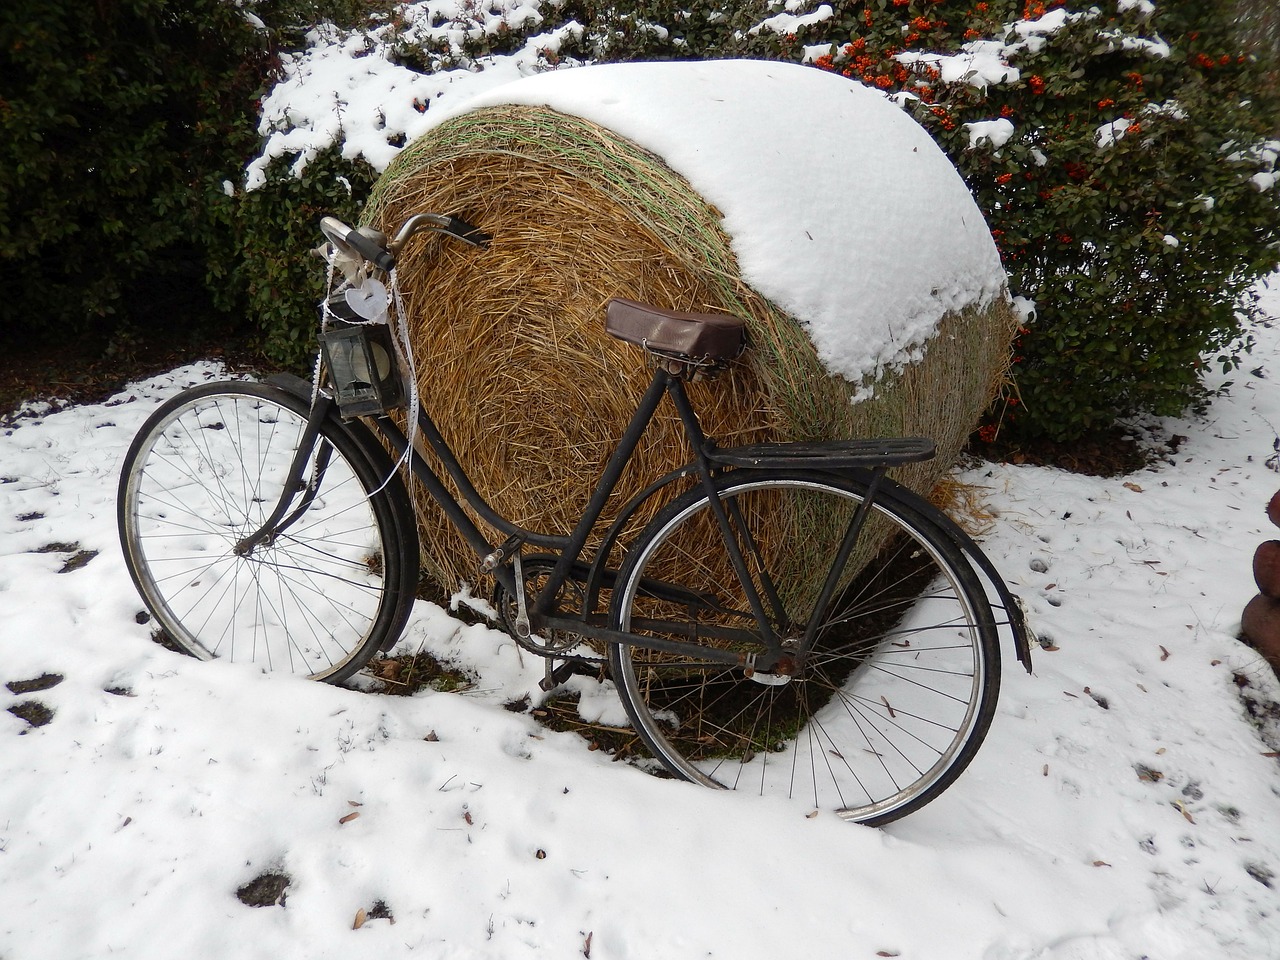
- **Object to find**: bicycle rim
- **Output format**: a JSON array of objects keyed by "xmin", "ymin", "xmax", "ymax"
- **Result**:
[
  {"xmin": 609, "ymin": 472, "xmax": 1000, "ymax": 825},
  {"xmin": 118, "ymin": 382, "xmax": 412, "ymax": 683}
]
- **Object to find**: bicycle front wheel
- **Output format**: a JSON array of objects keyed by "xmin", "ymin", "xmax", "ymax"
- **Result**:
[
  {"xmin": 608, "ymin": 470, "xmax": 1000, "ymax": 825},
  {"xmin": 117, "ymin": 381, "xmax": 418, "ymax": 683}
]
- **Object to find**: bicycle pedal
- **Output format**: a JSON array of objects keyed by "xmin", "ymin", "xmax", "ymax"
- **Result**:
[{"xmin": 538, "ymin": 660, "xmax": 580, "ymax": 692}]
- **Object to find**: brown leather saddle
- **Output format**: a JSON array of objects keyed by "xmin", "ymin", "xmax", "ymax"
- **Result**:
[{"xmin": 605, "ymin": 298, "xmax": 746, "ymax": 365}]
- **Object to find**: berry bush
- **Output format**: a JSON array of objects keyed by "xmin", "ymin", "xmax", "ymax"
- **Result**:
[
  {"xmin": 551, "ymin": 0, "xmax": 1280, "ymax": 442},
  {"xmin": 808, "ymin": 0, "xmax": 1280, "ymax": 443}
]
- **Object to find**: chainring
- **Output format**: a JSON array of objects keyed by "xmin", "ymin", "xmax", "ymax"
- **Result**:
[{"xmin": 494, "ymin": 556, "xmax": 601, "ymax": 662}]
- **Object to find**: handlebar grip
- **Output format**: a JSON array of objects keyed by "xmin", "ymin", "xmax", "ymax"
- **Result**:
[{"xmin": 344, "ymin": 228, "xmax": 397, "ymax": 272}]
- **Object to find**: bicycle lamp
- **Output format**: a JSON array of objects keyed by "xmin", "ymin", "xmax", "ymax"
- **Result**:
[{"xmin": 319, "ymin": 322, "xmax": 405, "ymax": 418}]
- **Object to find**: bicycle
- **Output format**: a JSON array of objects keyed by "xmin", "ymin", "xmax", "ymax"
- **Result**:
[{"xmin": 118, "ymin": 212, "xmax": 1033, "ymax": 825}]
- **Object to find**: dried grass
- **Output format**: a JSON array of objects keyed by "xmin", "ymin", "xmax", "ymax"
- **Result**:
[{"xmin": 363, "ymin": 105, "xmax": 1015, "ymax": 592}]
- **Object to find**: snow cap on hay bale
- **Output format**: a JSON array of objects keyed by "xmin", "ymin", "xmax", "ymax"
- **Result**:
[{"xmin": 363, "ymin": 60, "xmax": 1015, "ymax": 591}]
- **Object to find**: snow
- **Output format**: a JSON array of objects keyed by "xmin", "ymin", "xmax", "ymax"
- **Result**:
[
  {"xmin": 425, "ymin": 59, "xmax": 1008, "ymax": 387},
  {"xmin": 3, "ymin": 275, "xmax": 1280, "ymax": 957},
  {"xmin": 1097, "ymin": 117, "xmax": 1135, "ymax": 148},
  {"xmin": 1100, "ymin": 31, "xmax": 1173, "ymax": 60},
  {"xmin": 897, "ymin": 41, "xmax": 1022, "ymax": 89},
  {"xmin": 750, "ymin": 2, "xmax": 834, "ymax": 36},
  {"xmin": 245, "ymin": 15, "xmax": 586, "ymax": 190},
  {"xmin": 966, "ymin": 117, "xmax": 1016, "ymax": 150},
  {"xmin": 1012, "ymin": 7, "xmax": 1073, "ymax": 40}
]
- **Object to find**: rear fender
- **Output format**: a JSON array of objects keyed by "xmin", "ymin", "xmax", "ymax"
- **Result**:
[{"xmin": 853, "ymin": 471, "xmax": 1035, "ymax": 674}]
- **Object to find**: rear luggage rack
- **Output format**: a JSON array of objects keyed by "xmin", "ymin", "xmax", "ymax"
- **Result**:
[{"xmin": 704, "ymin": 437, "xmax": 936, "ymax": 469}]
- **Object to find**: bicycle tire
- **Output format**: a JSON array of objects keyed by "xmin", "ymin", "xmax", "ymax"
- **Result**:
[
  {"xmin": 117, "ymin": 381, "xmax": 419, "ymax": 683},
  {"xmin": 608, "ymin": 469, "xmax": 1000, "ymax": 825}
]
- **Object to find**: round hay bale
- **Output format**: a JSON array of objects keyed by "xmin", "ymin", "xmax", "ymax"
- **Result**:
[{"xmin": 362, "ymin": 61, "xmax": 1016, "ymax": 594}]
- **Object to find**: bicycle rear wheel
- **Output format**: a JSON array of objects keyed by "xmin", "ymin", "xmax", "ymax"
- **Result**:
[
  {"xmin": 117, "ymin": 381, "xmax": 418, "ymax": 683},
  {"xmin": 608, "ymin": 470, "xmax": 999, "ymax": 825}
]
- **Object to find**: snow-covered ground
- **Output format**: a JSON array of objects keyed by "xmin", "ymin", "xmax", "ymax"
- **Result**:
[{"xmin": 2, "ymin": 276, "xmax": 1279, "ymax": 958}]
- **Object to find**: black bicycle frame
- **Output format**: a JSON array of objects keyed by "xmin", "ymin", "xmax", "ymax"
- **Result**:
[
  {"xmin": 369, "ymin": 365, "xmax": 774, "ymax": 668},
  {"xmin": 243, "ymin": 361, "xmax": 1012, "ymax": 674}
]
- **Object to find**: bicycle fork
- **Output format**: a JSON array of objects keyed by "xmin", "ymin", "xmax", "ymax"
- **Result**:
[{"xmin": 234, "ymin": 396, "xmax": 335, "ymax": 557}]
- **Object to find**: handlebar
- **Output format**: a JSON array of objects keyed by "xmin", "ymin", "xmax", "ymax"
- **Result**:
[
  {"xmin": 319, "ymin": 213, "xmax": 491, "ymax": 273},
  {"xmin": 393, "ymin": 213, "xmax": 492, "ymax": 252}
]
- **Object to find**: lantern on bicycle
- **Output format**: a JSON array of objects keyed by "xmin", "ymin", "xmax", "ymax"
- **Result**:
[{"xmin": 319, "ymin": 318, "xmax": 405, "ymax": 418}]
